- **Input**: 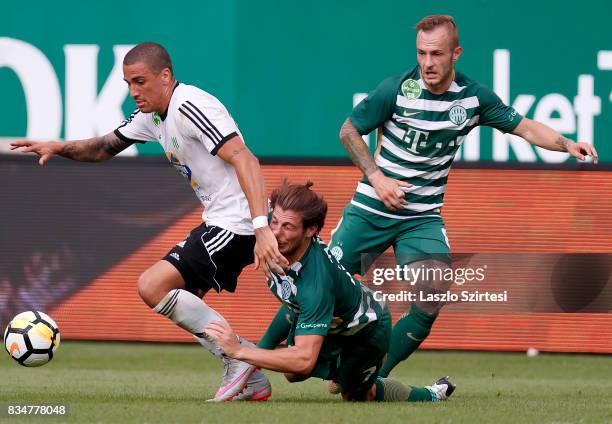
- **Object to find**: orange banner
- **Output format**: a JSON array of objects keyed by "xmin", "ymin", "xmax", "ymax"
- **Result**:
[{"xmin": 49, "ymin": 166, "xmax": 612, "ymax": 353}]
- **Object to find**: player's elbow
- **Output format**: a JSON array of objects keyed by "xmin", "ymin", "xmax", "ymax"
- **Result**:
[
  {"xmin": 248, "ymin": 151, "xmax": 260, "ymax": 167},
  {"xmin": 512, "ymin": 117, "xmax": 535, "ymax": 142},
  {"xmin": 293, "ymin": 350, "xmax": 317, "ymax": 376},
  {"xmin": 293, "ymin": 357, "xmax": 316, "ymax": 376}
]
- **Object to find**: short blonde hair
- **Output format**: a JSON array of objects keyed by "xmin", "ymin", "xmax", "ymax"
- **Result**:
[{"xmin": 415, "ymin": 15, "xmax": 459, "ymax": 48}]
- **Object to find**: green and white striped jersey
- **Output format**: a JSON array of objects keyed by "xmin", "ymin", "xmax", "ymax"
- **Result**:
[
  {"xmin": 267, "ymin": 236, "xmax": 385, "ymax": 337},
  {"xmin": 349, "ymin": 66, "xmax": 523, "ymax": 218}
]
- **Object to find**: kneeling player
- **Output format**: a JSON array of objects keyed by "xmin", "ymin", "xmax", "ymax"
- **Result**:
[{"xmin": 206, "ymin": 181, "xmax": 455, "ymax": 402}]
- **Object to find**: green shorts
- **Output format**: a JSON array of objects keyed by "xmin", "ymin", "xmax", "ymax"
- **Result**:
[
  {"xmin": 329, "ymin": 203, "xmax": 451, "ymax": 275},
  {"xmin": 289, "ymin": 309, "xmax": 391, "ymax": 400}
]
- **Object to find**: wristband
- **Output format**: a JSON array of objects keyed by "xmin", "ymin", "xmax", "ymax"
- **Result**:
[{"xmin": 252, "ymin": 215, "xmax": 268, "ymax": 229}]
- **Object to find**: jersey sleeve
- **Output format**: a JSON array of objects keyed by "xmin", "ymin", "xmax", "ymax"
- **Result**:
[
  {"xmin": 114, "ymin": 109, "xmax": 156, "ymax": 143},
  {"xmin": 477, "ymin": 85, "xmax": 523, "ymax": 133},
  {"xmin": 294, "ymin": 266, "xmax": 334, "ymax": 337},
  {"xmin": 349, "ymin": 75, "xmax": 400, "ymax": 135},
  {"xmin": 177, "ymin": 95, "xmax": 240, "ymax": 156}
]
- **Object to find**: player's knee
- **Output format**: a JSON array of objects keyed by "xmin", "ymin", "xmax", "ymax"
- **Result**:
[
  {"xmin": 137, "ymin": 269, "xmax": 161, "ymax": 308},
  {"xmin": 284, "ymin": 372, "xmax": 309, "ymax": 383},
  {"xmin": 411, "ymin": 259, "xmax": 452, "ymax": 314}
]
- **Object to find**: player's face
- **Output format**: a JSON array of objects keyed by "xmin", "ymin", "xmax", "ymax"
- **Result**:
[
  {"xmin": 416, "ymin": 26, "xmax": 462, "ymax": 93},
  {"xmin": 123, "ymin": 62, "xmax": 172, "ymax": 113},
  {"xmin": 270, "ymin": 207, "xmax": 317, "ymax": 262}
]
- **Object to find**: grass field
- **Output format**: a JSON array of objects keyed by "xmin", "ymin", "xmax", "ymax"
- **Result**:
[{"xmin": 0, "ymin": 341, "xmax": 610, "ymax": 424}]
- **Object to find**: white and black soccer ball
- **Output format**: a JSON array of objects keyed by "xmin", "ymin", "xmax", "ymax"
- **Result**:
[{"xmin": 3, "ymin": 311, "xmax": 60, "ymax": 367}]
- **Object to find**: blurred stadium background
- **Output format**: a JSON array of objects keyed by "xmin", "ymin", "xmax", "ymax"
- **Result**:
[{"xmin": 0, "ymin": 1, "xmax": 610, "ymax": 418}]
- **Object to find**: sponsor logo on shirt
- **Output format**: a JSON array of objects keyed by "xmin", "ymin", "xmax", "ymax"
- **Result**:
[
  {"xmin": 401, "ymin": 79, "xmax": 422, "ymax": 100},
  {"xmin": 298, "ymin": 323, "xmax": 328, "ymax": 329}
]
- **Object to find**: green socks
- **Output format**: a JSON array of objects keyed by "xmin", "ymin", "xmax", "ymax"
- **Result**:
[
  {"xmin": 375, "ymin": 378, "xmax": 434, "ymax": 402},
  {"xmin": 379, "ymin": 303, "xmax": 437, "ymax": 377}
]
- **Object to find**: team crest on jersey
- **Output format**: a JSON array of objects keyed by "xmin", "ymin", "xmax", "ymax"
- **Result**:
[
  {"xmin": 280, "ymin": 276, "xmax": 297, "ymax": 300},
  {"xmin": 449, "ymin": 105, "xmax": 467, "ymax": 125},
  {"xmin": 171, "ymin": 136, "xmax": 180, "ymax": 150},
  {"xmin": 401, "ymin": 79, "xmax": 422, "ymax": 100},
  {"xmin": 330, "ymin": 246, "xmax": 343, "ymax": 262},
  {"xmin": 152, "ymin": 112, "xmax": 161, "ymax": 126}
]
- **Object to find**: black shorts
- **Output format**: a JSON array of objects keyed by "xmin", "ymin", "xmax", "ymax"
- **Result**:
[{"xmin": 163, "ymin": 223, "xmax": 255, "ymax": 294}]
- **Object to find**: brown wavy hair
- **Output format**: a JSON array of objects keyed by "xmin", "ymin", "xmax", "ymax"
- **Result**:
[{"xmin": 270, "ymin": 180, "xmax": 328, "ymax": 233}]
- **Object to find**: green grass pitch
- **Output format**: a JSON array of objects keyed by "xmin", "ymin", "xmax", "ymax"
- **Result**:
[{"xmin": 1, "ymin": 341, "xmax": 610, "ymax": 423}]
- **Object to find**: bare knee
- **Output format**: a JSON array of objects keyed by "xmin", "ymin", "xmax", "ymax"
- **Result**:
[
  {"xmin": 137, "ymin": 261, "xmax": 185, "ymax": 308},
  {"xmin": 284, "ymin": 372, "xmax": 309, "ymax": 383},
  {"xmin": 411, "ymin": 259, "xmax": 452, "ymax": 314},
  {"xmin": 137, "ymin": 269, "xmax": 160, "ymax": 308}
]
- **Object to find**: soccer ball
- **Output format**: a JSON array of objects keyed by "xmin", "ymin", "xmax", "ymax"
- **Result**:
[{"xmin": 3, "ymin": 311, "xmax": 60, "ymax": 367}]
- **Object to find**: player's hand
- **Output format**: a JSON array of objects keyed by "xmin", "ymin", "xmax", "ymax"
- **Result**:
[
  {"xmin": 205, "ymin": 320, "xmax": 242, "ymax": 358},
  {"xmin": 254, "ymin": 226, "xmax": 289, "ymax": 278},
  {"xmin": 368, "ymin": 170, "xmax": 411, "ymax": 210},
  {"xmin": 567, "ymin": 142, "xmax": 598, "ymax": 164},
  {"xmin": 10, "ymin": 140, "xmax": 62, "ymax": 165}
]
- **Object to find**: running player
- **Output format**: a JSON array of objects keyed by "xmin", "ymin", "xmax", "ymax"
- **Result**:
[
  {"xmin": 331, "ymin": 14, "xmax": 598, "ymax": 378},
  {"xmin": 10, "ymin": 42, "xmax": 288, "ymax": 402}
]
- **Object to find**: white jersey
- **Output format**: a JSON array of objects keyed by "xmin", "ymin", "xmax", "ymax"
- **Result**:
[{"xmin": 114, "ymin": 83, "xmax": 254, "ymax": 235}]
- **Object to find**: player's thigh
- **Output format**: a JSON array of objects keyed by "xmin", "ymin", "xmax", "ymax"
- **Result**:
[
  {"xmin": 329, "ymin": 204, "xmax": 396, "ymax": 275},
  {"xmin": 337, "ymin": 311, "xmax": 392, "ymax": 400},
  {"xmin": 163, "ymin": 223, "xmax": 255, "ymax": 295},
  {"xmin": 394, "ymin": 217, "xmax": 451, "ymax": 266}
]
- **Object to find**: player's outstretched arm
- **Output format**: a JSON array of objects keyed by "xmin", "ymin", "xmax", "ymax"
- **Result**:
[
  {"xmin": 206, "ymin": 320, "xmax": 323, "ymax": 375},
  {"xmin": 9, "ymin": 132, "xmax": 134, "ymax": 165},
  {"xmin": 217, "ymin": 136, "xmax": 288, "ymax": 276},
  {"xmin": 512, "ymin": 118, "xmax": 599, "ymax": 164},
  {"xmin": 340, "ymin": 118, "xmax": 410, "ymax": 210}
]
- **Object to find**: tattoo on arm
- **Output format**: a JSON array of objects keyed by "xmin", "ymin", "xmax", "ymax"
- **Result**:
[
  {"xmin": 228, "ymin": 145, "xmax": 247, "ymax": 159},
  {"xmin": 339, "ymin": 118, "xmax": 378, "ymax": 177},
  {"xmin": 61, "ymin": 133, "xmax": 133, "ymax": 162},
  {"xmin": 554, "ymin": 135, "xmax": 572, "ymax": 152},
  {"xmin": 100, "ymin": 133, "xmax": 133, "ymax": 157}
]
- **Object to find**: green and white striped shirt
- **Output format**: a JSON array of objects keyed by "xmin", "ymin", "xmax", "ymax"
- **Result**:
[
  {"xmin": 268, "ymin": 237, "xmax": 385, "ymax": 337},
  {"xmin": 349, "ymin": 66, "xmax": 523, "ymax": 218}
]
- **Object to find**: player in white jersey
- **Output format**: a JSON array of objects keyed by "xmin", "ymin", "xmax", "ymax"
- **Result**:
[{"xmin": 11, "ymin": 42, "xmax": 288, "ymax": 402}]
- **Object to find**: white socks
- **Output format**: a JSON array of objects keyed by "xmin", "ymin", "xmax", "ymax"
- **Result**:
[{"xmin": 153, "ymin": 288, "xmax": 228, "ymax": 360}]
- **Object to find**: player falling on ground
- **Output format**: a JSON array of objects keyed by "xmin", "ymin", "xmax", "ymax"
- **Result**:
[
  {"xmin": 206, "ymin": 180, "xmax": 455, "ymax": 402},
  {"xmin": 255, "ymin": 15, "xmax": 599, "ymax": 388},
  {"xmin": 10, "ymin": 42, "xmax": 288, "ymax": 402}
]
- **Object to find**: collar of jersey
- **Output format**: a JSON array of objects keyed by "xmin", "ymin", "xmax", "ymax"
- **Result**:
[
  {"xmin": 288, "ymin": 237, "xmax": 317, "ymax": 274},
  {"xmin": 160, "ymin": 81, "xmax": 181, "ymax": 121}
]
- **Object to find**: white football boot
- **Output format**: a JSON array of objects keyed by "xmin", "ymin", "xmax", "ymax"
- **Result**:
[
  {"xmin": 209, "ymin": 357, "xmax": 256, "ymax": 402},
  {"xmin": 425, "ymin": 376, "xmax": 456, "ymax": 401},
  {"xmin": 231, "ymin": 369, "xmax": 272, "ymax": 401}
]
